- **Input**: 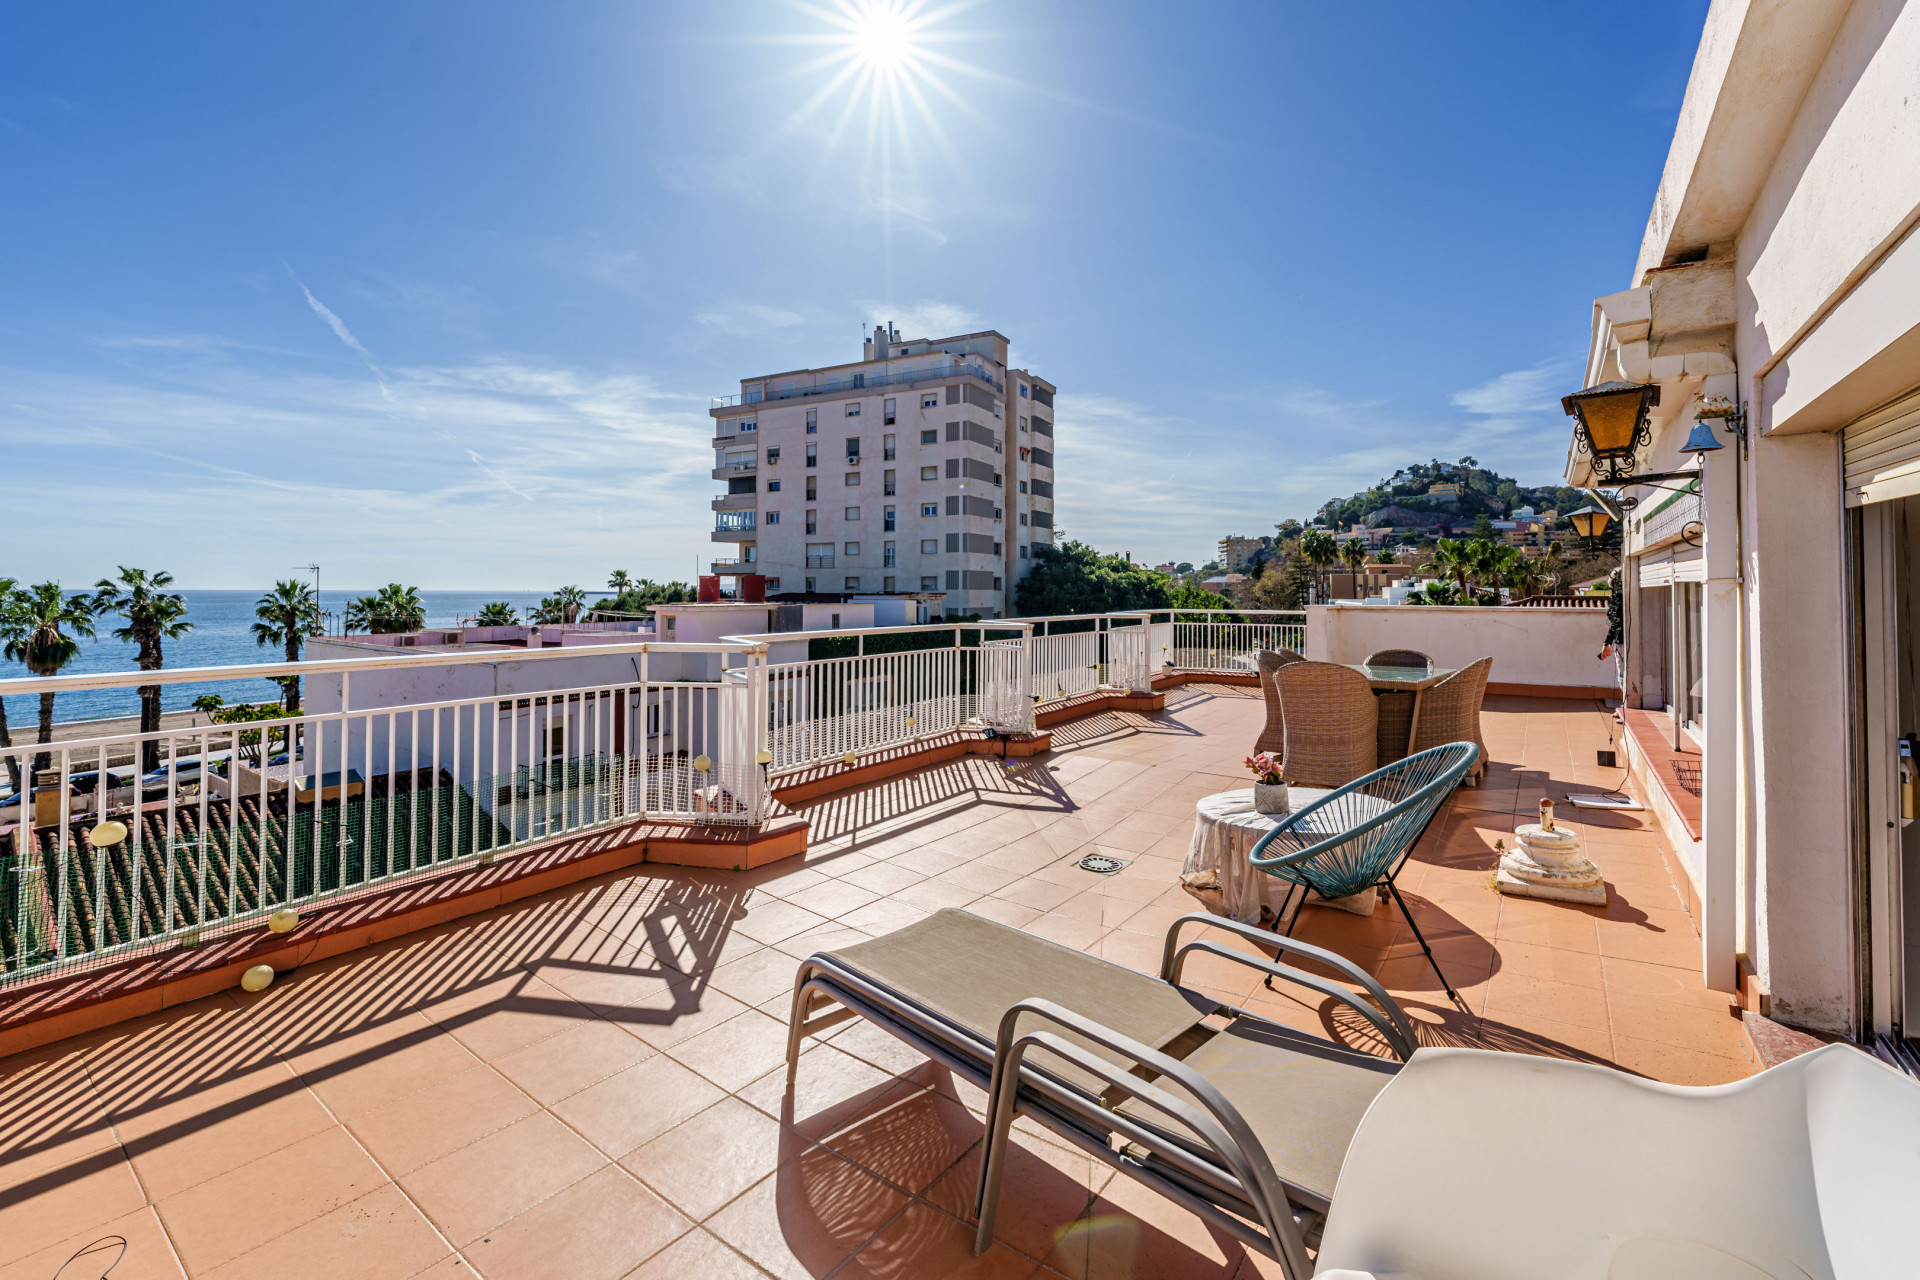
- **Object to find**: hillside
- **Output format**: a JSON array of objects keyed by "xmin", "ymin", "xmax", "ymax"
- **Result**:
[{"xmin": 1310, "ymin": 457, "xmax": 1586, "ymax": 533}]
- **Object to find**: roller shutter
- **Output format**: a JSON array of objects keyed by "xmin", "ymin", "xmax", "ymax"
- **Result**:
[{"xmin": 1843, "ymin": 386, "xmax": 1920, "ymax": 507}]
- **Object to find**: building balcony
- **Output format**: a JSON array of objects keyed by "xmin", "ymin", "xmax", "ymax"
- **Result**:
[
  {"xmin": 712, "ymin": 460, "xmax": 757, "ymax": 480},
  {"xmin": 711, "ymin": 492, "xmax": 757, "ymax": 512},
  {"xmin": 0, "ymin": 609, "xmax": 1770, "ymax": 1280}
]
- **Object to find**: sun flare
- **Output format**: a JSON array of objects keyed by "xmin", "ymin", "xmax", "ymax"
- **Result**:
[{"xmin": 849, "ymin": 6, "xmax": 918, "ymax": 71}]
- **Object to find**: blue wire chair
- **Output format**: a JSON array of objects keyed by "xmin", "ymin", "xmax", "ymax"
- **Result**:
[{"xmin": 1248, "ymin": 742, "xmax": 1480, "ymax": 999}]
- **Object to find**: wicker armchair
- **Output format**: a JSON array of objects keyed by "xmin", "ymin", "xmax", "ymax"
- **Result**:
[
  {"xmin": 1408, "ymin": 656, "xmax": 1492, "ymax": 781},
  {"xmin": 1276, "ymin": 661, "xmax": 1379, "ymax": 788},
  {"xmin": 1365, "ymin": 649, "xmax": 1432, "ymax": 670},
  {"xmin": 1254, "ymin": 647, "xmax": 1305, "ymax": 755}
]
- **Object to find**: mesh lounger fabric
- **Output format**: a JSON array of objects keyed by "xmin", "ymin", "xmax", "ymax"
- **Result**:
[
  {"xmin": 1119, "ymin": 1018, "xmax": 1398, "ymax": 1204},
  {"xmin": 823, "ymin": 908, "xmax": 1211, "ymax": 1091}
]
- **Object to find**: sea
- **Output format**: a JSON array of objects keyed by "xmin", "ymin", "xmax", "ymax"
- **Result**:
[{"xmin": 0, "ymin": 589, "xmax": 556, "ymax": 727}]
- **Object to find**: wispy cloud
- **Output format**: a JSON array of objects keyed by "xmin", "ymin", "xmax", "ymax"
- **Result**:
[
  {"xmin": 695, "ymin": 301, "xmax": 821, "ymax": 338},
  {"xmin": 1450, "ymin": 362, "xmax": 1570, "ymax": 420},
  {"xmin": 859, "ymin": 299, "xmax": 981, "ymax": 338}
]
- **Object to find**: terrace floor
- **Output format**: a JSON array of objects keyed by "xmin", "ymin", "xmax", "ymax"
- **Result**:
[{"xmin": 0, "ymin": 683, "xmax": 1749, "ymax": 1280}]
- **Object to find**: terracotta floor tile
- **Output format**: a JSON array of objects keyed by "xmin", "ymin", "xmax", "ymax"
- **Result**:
[
  {"xmin": 1606, "ymin": 991, "xmax": 1751, "ymax": 1059},
  {"xmin": 1594, "ymin": 916, "xmax": 1701, "ymax": 969},
  {"xmin": 614, "ymin": 980, "xmax": 752, "ymax": 1052},
  {"xmin": 1494, "ymin": 902, "xmax": 1600, "ymax": 954},
  {"xmin": 199, "ymin": 1183, "xmax": 449, "ymax": 1280},
  {"xmin": 1600, "ymin": 957, "xmax": 1732, "ymax": 1011},
  {"xmin": 893, "ymin": 878, "xmax": 986, "ymax": 913},
  {"xmin": 1476, "ymin": 1012, "xmax": 1615, "ymax": 1065},
  {"xmin": 415, "ymin": 976, "xmax": 589, "ymax": 1062},
  {"xmin": 840, "ymin": 1201, "xmax": 1040, "ymax": 1280},
  {"xmin": 785, "ymin": 879, "xmax": 884, "ymax": 921},
  {"xmin": 705, "ymin": 1149, "xmax": 908, "ymax": 1280},
  {"xmin": 0, "ymin": 1156, "xmax": 150, "ymax": 1270},
  {"xmin": 1611, "ymin": 1033, "xmax": 1756, "ymax": 1085},
  {"xmin": 289, "ymin": 1022, "xmax": 480, "ymax": 1120},
  {"xmin": 840, "ymin": 861, "xmax": 927, "ymax": 896},
  {"xmin": 772, "ymin": 921, "xmax": 876, "ymax": 961},
  {"xmin": 1483, "ymin": 972, "xmax": 1611, "ymax": 1032},
  {"xmin": 669, "ymin": 1010, "xmax": 797, "ymax": 1092},
  {"xmin": 0, "ymin": 1205, "xmax": 185, "ymax": 1280},
  {"xmin": 937, "ymin": 861, "xmax": 1028, "ymax": 896},
  {"xmin": 733, "ymin": 899, "xmax": 834, "ymax": 945},
  {"xmin": 626, "ymin": 1227, "xmax": 770, "ymax": 1280},
  {"xmin": 840, "ymin": 898, "xmax": 934, "ymax": 936},
  {"xmin": 922, "ymin": 1132, "xmax": 1106, "ymax": 1265},
  {"xmin": 124, "ymin": 1077, "xmax": 339, "ymax": 1201},
  {"xmin": 550, "ymin": 1054, "xmax": 727, "ymax": 1158},
  {"xmin": 737, "ymin": 1043, "xmax": 908, "ymax": 1144},
  {"xmin": 156, "ymin": 1126, "xmax": 389, "ymax": 1273},
  {"xmin": 1046, "ymin": 1165, "xmax": 1251, "ymax": 1280},
  {"xmin": 487, "ymin": 1016, "xmax": 653, "ymax": 1106},
  {"xmin": 465, "ymin": 1164, "xmax": 691, "ymax": 1280},
  {"xmin": 991, "ymin": 876, "xmax": 1081, "ymax": 913},
  {"xmin": 812, "ymin": 1084, "xmax": 981, "ymax": 1196},
  {"xmin": 1489, "ymin": 939, "xmax": 1606, "ymax": 989},
  {"xmin": 399, "ymin": 1111, "xmax": 607, "ymax": 1246},
  {"xmin": 348, "ymin": 1064, "xmax": 538, "ymax": 1176},
  {"xmin": 621, "ymin": 1097, "xmax": 788, "ymax": 1220},
  {"xmin": 708, "ymin": 945, "xmax": 807, "ymax": 1007},
  {"xmin": 1023, "ymin": 912, "xmax": 1106, "ymax": 952}
]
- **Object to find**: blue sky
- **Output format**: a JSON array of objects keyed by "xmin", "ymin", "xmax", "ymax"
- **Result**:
[{"xmin": 1, "ymin": 1, "xmax": 1707, "ymax": 588}]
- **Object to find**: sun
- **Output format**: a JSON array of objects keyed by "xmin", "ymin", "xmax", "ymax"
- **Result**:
[{"xmin": 849, "ymin": 5, "xmax": 918, "ymax": 72}]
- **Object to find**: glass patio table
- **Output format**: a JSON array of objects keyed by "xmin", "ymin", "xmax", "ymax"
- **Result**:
[{"xmin": 1344, "ymin": 663, "xmax": 1456, "ymax": 759}]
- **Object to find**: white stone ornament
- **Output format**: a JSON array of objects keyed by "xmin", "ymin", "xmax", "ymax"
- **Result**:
[{"xmin": 1497, "ymin": 822, "xmax": 1607, "ymax": 906}]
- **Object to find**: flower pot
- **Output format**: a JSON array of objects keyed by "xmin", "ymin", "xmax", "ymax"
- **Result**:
[{"xmin": 1253, "ymin": 782, "xmax": 1290, "ymax": 815}]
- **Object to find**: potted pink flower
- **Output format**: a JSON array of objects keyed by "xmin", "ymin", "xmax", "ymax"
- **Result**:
[{"xmin": 1244, "ymin": 752, "xmax": 1291, "ymax": 814}]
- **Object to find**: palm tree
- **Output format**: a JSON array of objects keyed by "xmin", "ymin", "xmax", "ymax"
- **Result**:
[
  {"xmin": 93, "ymin": 567, "xmax": 193, "ymax": 773},
  {"xmin": 552, "ymin": 585, "xmax": 588, "ymax": 625},
  {"xmin": 346, "ymin": 584, "xmax": 427, "ymax": 634},
  {"xmin": 1503, "ymin": 552, "xmax": 1545, "ymax": 601},
  {"xmin": 252, "ymin": 580, "xmax": 322, "ymax": 712},
  {"xmin": 528, "ymin": 596, "xmax": 565, "ymax": 625},
  {"xmin": 1339, "ymin": 538, "xmax": 1367, "ymax": 574},
  {"xmin": 1432, "ymin": 538, "xmax": 1470, "ymax": 599},
  {"xmin": 473, "ymin": 601, "xmax": 519, "ymax": 627},
  {"xmin": 0, "ymin": 583, "xmax": 97, "ymax": 774},
  {"xmin": 1298, "ymin": 529, "xmax": 1337, "ymax": 601},
  {"xmin": 0, "ymin": 577, "xmax": 20, "ymax": 794},
  {"xmin": 607, "ymin": 570, "xmax": 633, "ymax": 595}
]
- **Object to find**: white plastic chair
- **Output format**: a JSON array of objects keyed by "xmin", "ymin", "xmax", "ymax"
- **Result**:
[{"xmin": 1314, "ymin": 1043, "xmax": 1920, "ymax": 1280}]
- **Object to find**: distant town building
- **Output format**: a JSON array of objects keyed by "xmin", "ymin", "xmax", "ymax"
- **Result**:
[
  {"xmin": 1427, "ymin": 481, "xmax": 1464, "ymax": 499},
  {"xmin": 1217, "ymin": 536, "xmax": 1263, "ymax": 573},
  {"xmin": 709, "ymin": 324, "xmax": 1054, "ymax": 618}
]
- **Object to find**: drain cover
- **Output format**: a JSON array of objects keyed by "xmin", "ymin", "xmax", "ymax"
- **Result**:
[{"xmin": 1077, "ymin": 854, "xmax": 1130, "ymax": 875}]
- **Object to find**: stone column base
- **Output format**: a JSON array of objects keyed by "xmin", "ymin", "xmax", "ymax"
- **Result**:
[{"xmin": 1496, "ymin": 822, "xmax": 1606, "ymax": 906}]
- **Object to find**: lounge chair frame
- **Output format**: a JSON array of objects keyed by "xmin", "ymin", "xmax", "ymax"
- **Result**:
[{"xmin": 786, "ymin": 910, "xmax": 1415, "ymax": 1277}]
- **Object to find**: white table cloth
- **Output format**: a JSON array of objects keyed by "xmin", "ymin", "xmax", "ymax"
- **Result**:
[{"xmin": 1181, "ymin": 787, "xmax": 1385, "ymax": 925}]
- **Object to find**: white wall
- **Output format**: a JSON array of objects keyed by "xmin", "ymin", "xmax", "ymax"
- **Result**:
[{"xmin": 1305, "ymin": 604, "xmax": 1615, "ymax": 690}]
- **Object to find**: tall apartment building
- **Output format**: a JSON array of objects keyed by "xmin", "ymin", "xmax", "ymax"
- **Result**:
[
  {"xmin": 710, "ymin": 324, "xmax": 1056, "ymax": 618},
  {"xmin": 1217, "ymin": 536, "xmax": 1263, "ymax": 573}
]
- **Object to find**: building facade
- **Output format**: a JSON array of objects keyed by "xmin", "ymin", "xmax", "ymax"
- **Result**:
[
  {"xmin": 1217, "ymin": 536, "xmax": 1264, "ymax": 573},
  {"xmin": 710, "ymin": 325, "xmax": 1055, "ymax": 618},
  {"xmin": 1565, "ymin": 0, "xmax": 1920, "ymax": 1044}
]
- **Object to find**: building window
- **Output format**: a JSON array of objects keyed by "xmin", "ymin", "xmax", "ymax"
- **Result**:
[
  {"xmin": 806, "ymin": 509, "xmax": 817, "ymax": 534},
  {"xmin": 1018, "ymin": 480, "xmax": 1027, "ymax": 494},
  {"xmin": 806, "ymin": 443, "xmax": 817, "ymax": 467},
  {"xmin": 883, "ymin": 469, "xmax": 896, "ymax": 496},
  {"xmin": 994, "ymin": 507, "xmax": 1002, "ymax": 521},
  {"xmin": 1019, "ymin": 383, "xmax": 1028, "ymax": 398},
  {"xmin": 921, "ymin": 465, "xmax": 937, "ymax": 481},
  {"xmin": 845, "ymin": 506, "xmax": 860, "ymax": 521},
  {"xmin": 844, "ymin": 541, "xmax": 860, "ymax": 555},
  {"xmin": 921, "ymin": 428, "xmax": 937, "ymax": 444},
  {"xmin": 921, "ymin": 575, "xmax": 938, "ymax": 590},
  {"xmin": 845, "ymin": 402, "xmax": 860, "ymax": 417},
  {"xmin": 1018, "ymin": 546, "xmax": 1027, "ymax": 559},
  {"xmin": 844, "ymin": 577, "xmax": 860, "ymax": 590},
  {"xmin": 1018, "ymin": 512, "xmax": 1027, "ymax": 525},
  {"xmin": 921, "ymin": 503, "xmax": 938, "ymax": 517},
  {"xmin": 767, "ymin": 577, "xmax": 781, "ymax": 590},
  {"xmin": 993, "ymin": 542, "xmax": 1002, "ymax": 556},
  {"xmin": 883, "ymin": 398, "xmax": 896, "ymax": 425},
  {"xmin": 806, "ymin": 543, "xmax": 833, "ymax": 566},
  {"xmin": 883, "ymin": 575, "xmax": 895, "ymax": 592},
  {"xmin": 767, "ymin": 511, "xmax": 781, "ymax": 524},
  {"xmin": 993, "ymin": 576, "xmax": 1002, "ymax": 590},
  {"xmin": 806, "ymin": 477, "xmax": 817, "ymax": 500},
  {"xmin": 845, "ymin": 472, "xmax": 860, "ymax": 486},
  {"xmin": 883, "ymin": 433, "xmax": 896, "ymax": 460},
  {"xmin": 992, "ymin": 399, "xmax": 1003, "ymax": 420},
  {"xmin": 884, "ymin": 505, "xmax": 896, "ymax": 531},
  {"xmin": 767, "ymin": 479, "xmax": 781, "ymax": 492},
  {"xmin": 883, "ymin": 541, "xmax": 896, "ymax": 566},
  {"xmin": 993, "ymin": 473, "xmax": 1002, "ymax": 487},
  {"xmin": 740, "ymin": 419, "xmax": 757, "ymax": 432},
  {"xmin": 806, "ymin": 408, "xmax": 817, "ymax": 433},
  {"xmin": 806, "ymin": 577, "xmax": 816, "ymax": 592},
  {"xmin": 921, "ymin": 539, "xmax": 938, "ymax": 554},
  {"xmin": 846, "ymin": 435, "xmax": 861, "ymax": 459},
  {"xmin": 921, "ymin": 393, "xmax": 938, "ymax": 408},
  {"xmin": 767, "ymin": 447, "xmax": 781, "ymax": 464}
]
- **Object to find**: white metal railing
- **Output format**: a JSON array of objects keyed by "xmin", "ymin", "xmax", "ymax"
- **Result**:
[
  {"xmin": 1163, "ymin": 610, "xmax": 1307, "ymax": 672},
  {"xmin": 0, "ymin": 641, "xmax": 767, "ymax": 990}
]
